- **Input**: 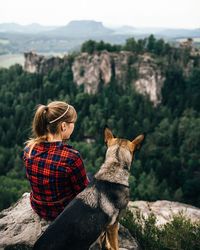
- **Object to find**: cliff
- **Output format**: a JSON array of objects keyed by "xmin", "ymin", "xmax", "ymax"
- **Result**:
[
  {"xmin": 24, "ymin": 51, "xmax": 165, "ymax": 106},
  {"xmin": 24, "ymin": 52, "xmax": 69, "ymax": 74}
]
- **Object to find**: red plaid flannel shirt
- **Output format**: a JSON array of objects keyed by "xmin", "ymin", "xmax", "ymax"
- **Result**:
[{"xmin": 23, "ymin": 141, "xmax": 89, "ymax": 220}]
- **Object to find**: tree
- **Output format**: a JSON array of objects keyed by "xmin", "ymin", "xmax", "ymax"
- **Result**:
[
  {"xmin": 81, "ymin": 40, "xmax": 97, "ymax": 54},
  {"xmin": 124, "ymin": 38, "xmax": 137, "ymax": 52},
  {"xmin": 147, "ymin": 34, "xmax": 156, "ymax": 53}
]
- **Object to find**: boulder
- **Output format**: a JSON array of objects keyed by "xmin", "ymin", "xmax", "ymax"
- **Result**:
[{"xmin": 128, "ymin": 200, "xmax": 200, "ymax": 226}]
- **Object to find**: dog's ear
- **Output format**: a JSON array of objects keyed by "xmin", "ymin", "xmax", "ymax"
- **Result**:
[
  {"xmin": 104, "ymin": 127, "xmax": 114, "ymax": 144},
  {"xmin": 131, "ymin": 134, "xmax": 145, "ymax": 151}
]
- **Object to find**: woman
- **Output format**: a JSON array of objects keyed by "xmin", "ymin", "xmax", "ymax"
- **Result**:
[{"xmin": 23, "ymin": 101, "xmax": 89, "ymax": 221}]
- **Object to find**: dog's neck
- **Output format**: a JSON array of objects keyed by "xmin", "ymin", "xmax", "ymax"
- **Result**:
[{"xmin": 95, "ymin": 145, "xmax": 132, "ymax": 186}]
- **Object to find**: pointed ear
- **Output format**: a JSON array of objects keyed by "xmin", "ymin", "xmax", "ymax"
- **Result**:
[
  {"xmin": 104, "ymin": 127, "xmax": 114, "ymax": 144},
  {"xmin": 132, "ymin": 134, "xmax": 145, "ymax": 150}
]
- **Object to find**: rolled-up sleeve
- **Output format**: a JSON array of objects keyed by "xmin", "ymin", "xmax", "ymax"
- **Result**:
[{"xmin": 69, "ymin": 156, "xmax": 89, "ymax": 194}]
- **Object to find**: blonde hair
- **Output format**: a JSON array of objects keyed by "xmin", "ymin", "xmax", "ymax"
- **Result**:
[{"xmin": 25, "ymin": 101, "xmax": 77, "ymax": 155}]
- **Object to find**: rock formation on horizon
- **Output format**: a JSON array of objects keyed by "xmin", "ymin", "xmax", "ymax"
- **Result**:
[{"xmin": 24, "ymin": 51, "xmax": 165, "ymax": 106}]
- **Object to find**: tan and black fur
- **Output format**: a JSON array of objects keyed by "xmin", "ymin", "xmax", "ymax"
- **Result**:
[{"xmin": 33, "ymin": 128, "xmax": 145, "ymax": 250}]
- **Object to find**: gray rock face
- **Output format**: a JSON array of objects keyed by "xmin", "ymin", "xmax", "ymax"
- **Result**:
[
  {"xmin": 134, "ymin": 54, "xmax": 164, "ymax": 106},
  {"xmin": 1, "ymin": 193, "xmax": 200, "ymax": 250},
  {"xmin": 24, "ymin": 52, "xmax": 68, "ymax": 75},
  {"xmin": 24, "ymin": 52, "xmax": 44, "ymax": 74},
  {"xmin": 72, "ymin": 51, "xmax": 165, "ymax": 106},
  {"xmin": 0, "ymin": 193, "xmax": 49, "ymax": 250},
  {"xmin": 24, "ymin": 51, "xmax": 165, "ymax": 106},
  {"xmin": 72, "ymin": 52, "xmax": 112, "ymax": 94},
  {"xmin": 0, "ymin": 193, "xmax": 139, "ymax": 250},
  {"xmin": 129, "ymin": 200, "xmax": 200, "ymax": 226}
]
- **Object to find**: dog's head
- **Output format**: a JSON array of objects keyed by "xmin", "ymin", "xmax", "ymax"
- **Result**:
[
  {"xmin": 95, "ymin": 127, "xmax": 145, "ymax": 184},
  {"xmin": 104, "ymin": 127, "xmax": 145, "ymax": 166}
]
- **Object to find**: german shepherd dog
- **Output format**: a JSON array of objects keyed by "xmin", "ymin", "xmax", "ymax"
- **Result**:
[{"xmin": 33, "ymin": 128, "xmax": 145, "ymax": 250}]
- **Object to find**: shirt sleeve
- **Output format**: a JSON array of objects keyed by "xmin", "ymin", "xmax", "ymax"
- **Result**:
[{"xmin": 69, "ymin": 155, "xmax": 89, "ymax": 195}]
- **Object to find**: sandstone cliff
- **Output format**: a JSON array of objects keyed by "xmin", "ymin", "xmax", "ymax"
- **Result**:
[{"xmin": 24, "ymin": 51, "xmax": 165, "ymax": 106}]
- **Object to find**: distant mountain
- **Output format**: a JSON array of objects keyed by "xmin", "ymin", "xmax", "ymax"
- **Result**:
[
  {"xmin": 157, "ymin": 28, "xmax": 200, "ymax": 38},
  {"xmin": 113, "ymin": 25, "xmax": 136, "ymax": 35},
  {"xmin": 0, "ymin": 23, "xmax": 56, "ymax": 34},
  {"xmin": 46, "ymin": 20, "xmax": 114, "ymax": 37},
  {"xmin": 112, "ymin": 26, "xmax": 200, "ymax": 38},
  {"xmin": 113, "ymin": 26, "xmax": 165, "ymax": 35},
  {"xmin": 0, "ymin": 21, "xmax": 199, "ymax": 39},
  {"xmin": 0, "ymin": 20, "xmax": 199, "ymax": 54}
]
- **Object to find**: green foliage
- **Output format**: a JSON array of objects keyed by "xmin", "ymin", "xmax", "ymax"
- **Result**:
[
  {"xmin": 81, "ymin": 40, "xmax": 122, "ymax": 54},
  {"xmin": 121, "ymin": 209, "xmax": 200, "ymax": 250},
  {"xmin": 0, "ymin": 36, "xmax": 200, "ymax": 211},
  {"xmin": 0, "ymin": 175, "xmax": 30, "ymax": 211}
]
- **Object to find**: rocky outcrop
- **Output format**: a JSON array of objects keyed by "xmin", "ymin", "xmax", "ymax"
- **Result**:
[
  {"xmin": 72, "ymin": 52, "xmax": 112, "ymax": 94},
  {"xmin": 1, "ymin": 193, "xmax": 200, "ymax": 249},
  {"xmin": 73, "ymin": 51, "xmax": 165, "ymax": 106},
  {"xmin": 129, "ymin": 200, "xmax": 200, "ymax": 226},
  {"xmin": 0, "ymin": 193, "xmax": 139, "ymax": 250},
  {"xmin": 24, "ymin": 52, "xmax": 69, "ymax": 75},
  {"xmin": 72, "ymin": 51, "xmax": 137, "ymax": 94},
  {"xmin": 72, "ymin": 51, "xmax": 165, "ymax": 106},
  {"xmin": 24, "ymin": 52, "xmax": 44, "ymax": 74},
  {"xmin": 24, "ymin": 51, "xmax": 165, "ymax": 106},
  {"xmin": 134, "ymin": 54, "xmax": 164, "ymax": 106}
]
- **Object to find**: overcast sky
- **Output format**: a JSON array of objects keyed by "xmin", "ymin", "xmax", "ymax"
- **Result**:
[{"xmin": 0, "ymin": 0, "xmax": 199, "ymax": 29}]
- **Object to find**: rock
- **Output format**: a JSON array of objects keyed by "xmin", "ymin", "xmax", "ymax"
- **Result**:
[
  {"xmin": 0, "ymin": 193, "xmax": 139, "ymax": 250},
  {"xmin": 128, "ymin": 200, "xmax": 200, "ymax": 226},
  {"xmin": 24, "ymin": 52, "xmax": 68, "ymax": 75},
  {"xmin": 0, "ymin": 193, "xmax": 49, "ymax": 250},
  {"xmin": 2, "ymin": 194, "xmax": 199, "ymax": 249},
  {"xmin": 134, "ymin": 54, "xmax": 164, "ymax": 106},
  {"xmin": 72, "ymin": 51, "xmax": 165, "ymax": 106},
  {"xmin": 24, "ymin": 51, "xmax": 165, "ymax": 106},
  {"xmin": 24, "ymin": 52, "xmax": 44, "ymax": 74},
  {"xmin": 72, "ymin": 51, "xmax": 112, "ymax": 94}
]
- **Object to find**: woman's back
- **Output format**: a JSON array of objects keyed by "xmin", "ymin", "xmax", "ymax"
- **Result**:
[{"xmin": 23, "ymin": 101, "xmax": 89, "ymax": 220}]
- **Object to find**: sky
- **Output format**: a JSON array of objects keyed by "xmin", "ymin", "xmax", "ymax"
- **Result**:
[{"xmin": 0, "ymin": 0, "xmax": 199, "ymax": 29}]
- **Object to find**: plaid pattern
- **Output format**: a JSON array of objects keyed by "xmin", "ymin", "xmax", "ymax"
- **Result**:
[{"xmin": 23, "ymin": 141, "xmax": 89, "ymax": 220}]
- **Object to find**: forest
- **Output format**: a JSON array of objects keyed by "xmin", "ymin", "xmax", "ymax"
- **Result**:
[{"xmin": 0, "ymin": 35, "xmax": 199, "ymax": 211}]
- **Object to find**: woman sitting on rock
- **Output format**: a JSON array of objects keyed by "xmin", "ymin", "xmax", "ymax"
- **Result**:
[{"xmin": 23, "ymin": 101, "xmax": 89, "ymax": 221}]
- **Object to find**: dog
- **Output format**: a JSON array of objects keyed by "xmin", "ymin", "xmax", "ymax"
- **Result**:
[{"xmin": 33, "ymin": 127, "xmax": 145, "ymax": 250}]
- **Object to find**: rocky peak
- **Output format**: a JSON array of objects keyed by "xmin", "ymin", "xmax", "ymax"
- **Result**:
[
  {"xmin": 72, "ymin": 51, "xmax": 164, "ymax": 105},
  {"xmin": 24, "ymin": 51, "xmax": 69, "ymax": 75},
  {"xmin": 72, "ymin": 51, "xmax": 112, "ymax": 94},
  {"xmin": 134, "ymin": 54, "xmax": 164, "ymax": 106},
  {"xmin": 24, "ymin": 51, "xmax": 44, "ymax": 74},
  {"xmin": 24, "ymin": 51, "xmax": 165, "ymax": 106}
]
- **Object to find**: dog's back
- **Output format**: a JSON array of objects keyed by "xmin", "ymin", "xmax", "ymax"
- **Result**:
[{"xmin": 33, "ymin": 179, "xmax": 129, "ymax": 250}]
